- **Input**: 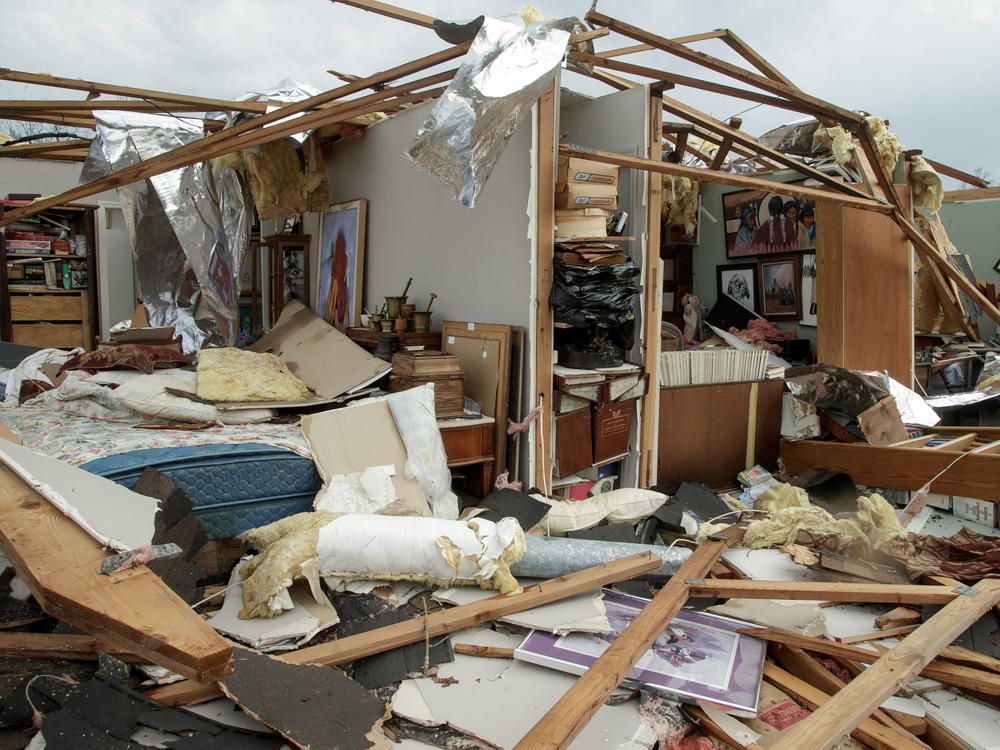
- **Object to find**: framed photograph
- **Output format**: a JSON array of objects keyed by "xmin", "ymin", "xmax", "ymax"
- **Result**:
[
  {"xmin": 723, "ymin": 188, "xmax": 816, "ymax": 258},
  {"xmin": 800, "ymin": 253, "xmax": 817, "ymax": 327},
  {"xmin": 317, "ymin": 198, "xmax": 367, "ymax": 331},
  {"xmin": 716, "ymin": 263, "xmax": 758, "ymax": 313},
  {"xmin": 514, "ymin": 588, "xmax": 765, "ymax": 712},
  {"xmin": 758, "ymin": 254, "xmax": 801, "ymax": 320}
]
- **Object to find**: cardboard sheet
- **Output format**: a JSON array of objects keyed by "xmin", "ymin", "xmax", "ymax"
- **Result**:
[
  {"xmin": 433, "ymin": 584, "xmax": 611, "ymax": 634},
  {"xmin": 0, "ymin": 437, "xmax": 156, "ymax": 551},
  {"xmin": 226, "ymin": 300, "xmax": 389, "ymax": 409},
  {"xmin": 301, "ymin": 401, "xmax": 431, "ymax": 517}
]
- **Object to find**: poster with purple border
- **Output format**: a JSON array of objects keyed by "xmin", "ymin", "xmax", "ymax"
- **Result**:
[{"xmin": 513, "ymin": 588, "xmax": 765, "ymax": 712}]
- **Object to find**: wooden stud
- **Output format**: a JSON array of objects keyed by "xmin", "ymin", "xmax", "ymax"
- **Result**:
[
  {"xmin": 532, "ymin": 79, "xmax": 556, "ymax": 493},
  {"xmin": 0, "ymin": 632, "xmax": 138, "ymax": 662},
  {"xmin": 685, "ymin": 579, "xmax": 961, "ymax": 605},
  {"xmin": 922, "ymin": 157, "xmax": 989, "ymax": 189},
  {"xmin": 512, "ymin": 525, "xmax": 744, "ymax": 749},
  {"xmin": 769, "ymin": 579, "xmax": 1000, "ymax": 750},
  {"xmin": 147, "ymin": 550, "xmax": 663, "ymax": 707},
  {"xmin": 638, "ymin": 90, "xmax": 663, "ymax": 488},
  {"xmin": 0, "ymin": 463, "xmax": 232, "ymax": 683},
  {"xmin": 942, "ymin": 185, "xmax": 1000, "ymax": 203},
  {"xmin": 453, "ymin": 644, "xmax": 515, "ymax": 659},
  {"xmin": 709, "ymin": 136, "xmax": 734, "ymax": 171},
  {"xmin": 558, "ymin": 144, "xmax": 892, "ymax": 213},
  {"xmin": 595, "ymin": 30, "xmax": 729, "ymax": 59}
]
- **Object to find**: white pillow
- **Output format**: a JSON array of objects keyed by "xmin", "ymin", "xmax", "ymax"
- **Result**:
[
  {"xmin": 535, "ymin": 488, "xmax": 666, "ymax": 535},
  {"xmin": 113, "ymin": 374, "xmax": 276, "ymax": 424}
]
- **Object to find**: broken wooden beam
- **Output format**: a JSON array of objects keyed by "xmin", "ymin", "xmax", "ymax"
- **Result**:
[
  {"xmin": 0, "ymin": 463, "xmax": 232, "ymax": 683},
  {"xmin": 685, "ymin": 578, "xmax": 963, "ymax": 605},
  {"xmin": 922, "ymin": 157, "xmax": 990, "ymax": 189},
  {"xmin": 558, "ymin": 144, "xmax": 892, "ymax": 213},
  {"xmin": 513, "ymin": 526, "xmax": 744, "ymax": 750},
  {"xmin": 769, "ymin": 579, "xmax": 1000, "ymax": 750},
  {"xmin": 942, "ymin": 185, "xmax": 1000, "ymax": 203},
  {"xmin": 0, "ymin": 632, "xmax": 138, "ymax": 662},
  {"xmin": 147, "ymin": 550, "xmax": 663, "ymax": 707}
]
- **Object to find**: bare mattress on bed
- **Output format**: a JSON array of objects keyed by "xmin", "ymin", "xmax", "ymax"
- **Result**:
[{"xmin": 0, "ymin": 407, "xmax": 321, "ymax": 538}]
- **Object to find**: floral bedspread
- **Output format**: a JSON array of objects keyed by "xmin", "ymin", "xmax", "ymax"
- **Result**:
[{"xmin": 0, "ymin": 405, "xmax": 312, "ymax": 466}]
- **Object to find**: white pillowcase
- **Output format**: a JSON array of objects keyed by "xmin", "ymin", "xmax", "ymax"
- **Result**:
[{"xmin": 113, "ymin": 374, "xmax": 276, "ymax": 424}]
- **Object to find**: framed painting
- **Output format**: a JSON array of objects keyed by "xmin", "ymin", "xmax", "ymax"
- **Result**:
[
  {"xmin": 716, "ymin": 263, "xmax": 758, "ymax": 313},
  {"xmin": 723, "ymin": 188, "xmax": 816, "ymax": 258},
  {"xmin": 758, "ymin": 254, "xmax": 801, "ymax": 320},
  {"xmin": 317, "ymin": 198, "xmax": 367, "ymax": 331}
]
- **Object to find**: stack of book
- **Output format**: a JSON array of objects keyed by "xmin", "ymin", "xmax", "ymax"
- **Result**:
[
  {"xmin": 7, "ymin": 257, "xmax": 86, "ymax": 290},
  {"xmin": 658, "ymin": 348, "xmax": 768, "ymax": 387}
]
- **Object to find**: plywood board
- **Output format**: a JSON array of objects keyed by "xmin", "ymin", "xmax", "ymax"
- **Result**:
[{"xmin": 301, "ymin": 402, "xmax": 431, "ymax": 516}]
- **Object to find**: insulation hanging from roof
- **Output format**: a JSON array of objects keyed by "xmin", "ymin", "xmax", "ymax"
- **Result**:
[
  {"xmin": 661, "ymin": 175, "xmax": 699, "ymax": 235},
  {"xmin": 910, "ymin": 155, "xmax": 944, "ymax": 212}
]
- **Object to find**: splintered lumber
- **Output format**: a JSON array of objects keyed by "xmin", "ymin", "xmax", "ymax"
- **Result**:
[
  {"xmin": 768, "ymin": 579, "xmax": 1000, "ymax": 750},
  {"xmin": 684, "ymin": 704, "xmax": 766, "ymax": 750},
  {"xmin": 685, "ymin": 579, "xmax": 962, "ymax": 605},
  {"xmin": 747, "ymin": 627, "xmax": 1000, "ymax": 695},
  {"xmin": 147, "ymin": 550, "xmax": 662, "ymax": 707},
  {"xmin": 764, "ymin": 663, "xmax": 928, "ymax": 750},
  {"xmin": 512, "ymin": 525, "xmax": 744, "ymax": 750},
  {"xmin": 0, "ymin": 44, "xmax": 469, "ymax": 228},
  {"xmin": 0, "ymin": 632, "xmax": 138, "ymax": 662},
  {"xmin": 0, "ymin": 463, "xmax": 232, "ymax": 683},
  {"xmin": 770, "ymin": 644, "xmax": 926, "ymax": 738},
  {"xmin": 558, "ymin": 144, "xmax": 892, "ymax": 214}
]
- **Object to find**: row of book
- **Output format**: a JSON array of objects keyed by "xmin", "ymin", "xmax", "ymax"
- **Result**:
[
  {"xmin": 658, "ymin": 349, "xmax": 768, "ymax": 387},
  {"xmin": 4, "ymin": 220, "xmax": 74, "ymax": 255},
  {"xmin": 7, "ymin": 258, "xmax": 87, "ymax": 290}
]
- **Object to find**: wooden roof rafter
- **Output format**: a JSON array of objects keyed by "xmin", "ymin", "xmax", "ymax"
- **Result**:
[
  {"xmin": 0, "ymin": 67, "xmax": 270, "ymax": 115},
  {"xmin": 0, "ymin": 44, "xmax": 470, "ymax": 227},
  {"xmin": 0, "ymin": 100, "xmax": 215, "ymax": 113},
  {"xmin": 592, "ymin": 29, "xmax": 729, "ymax": 59}
]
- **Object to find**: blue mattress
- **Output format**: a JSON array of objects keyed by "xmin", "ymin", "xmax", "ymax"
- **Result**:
[{"xmin": 81, "ymin": 443, "xmax": 321, "ymax": 538}]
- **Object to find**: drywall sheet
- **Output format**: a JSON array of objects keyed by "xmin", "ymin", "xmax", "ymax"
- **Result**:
[
  {"xmin": 301, "ymin": 402, "xmax": 431, "ymax": 516},
  {"xmin": 432, "ymin": 584, "xmax": 611, "ymax": 634},
  {"xmin": 0, "ymin": 437, "xmax": 156, "ymax": 551},
  {"xmin": 446, "ymin": 335, "xmax": 501, "ymax": 417}
]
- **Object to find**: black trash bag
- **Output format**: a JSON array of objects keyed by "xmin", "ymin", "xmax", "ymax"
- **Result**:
[{"xmin": 550, "ymin": 257, "xmax": 641, "ymax": 328}]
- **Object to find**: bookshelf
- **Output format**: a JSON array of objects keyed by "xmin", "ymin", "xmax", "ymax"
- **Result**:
[{"xmin": 1, "ymin": 201, "xmax": 99, "ymax": 350}]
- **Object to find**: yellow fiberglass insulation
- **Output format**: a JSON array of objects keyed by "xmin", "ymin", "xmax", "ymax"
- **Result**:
[
  {"xmin": 910, "ymin": 156, "xmax": 944, "ymax": 213},
  {"xmin": 813, "ymin": 125, "xmax": 856, "ymax": 165},
  {"xmin": 196, "ymin": 347, "xmax": 310, "ymax": 403},
  {"xmin": 242, "ymin": 138, "xmax": 329, "ymax": 222},
  {"xmin": 661, "ymin": 175, "xmax": 700, "ymax": 236},
  {"xmin": 865, "ymin": 116, "xmax": 905, "ymax": 173},
  {"xmin": 695, "ymin": 484, "xmax": 906, "ymax": 551}
]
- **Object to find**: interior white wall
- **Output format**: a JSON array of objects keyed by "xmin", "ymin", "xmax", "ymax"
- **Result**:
[{"xmin": 323, "ymin": 101, "xmax": 532, "ymax": 329}]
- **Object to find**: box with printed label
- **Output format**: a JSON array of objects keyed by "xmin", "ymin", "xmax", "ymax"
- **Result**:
[
  {"xmin": 952, "ymin": 496, "xmax": 996, "ymax": 527},
  {"xmin": 557, "ymin": 156, "xmax": 619, "ymax": 187},
  {"xmin": 555, "ymin": 181, "xmax": 618, "ymax": 210}
]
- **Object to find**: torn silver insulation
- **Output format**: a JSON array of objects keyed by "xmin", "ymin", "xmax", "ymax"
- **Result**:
[
  {"xmin": 85, "ymin": 111, "xmax": 250, "ymax": 353},
  {"xmin": 406, "ymin": 15, "xmax": 572, "ymax": 207}
]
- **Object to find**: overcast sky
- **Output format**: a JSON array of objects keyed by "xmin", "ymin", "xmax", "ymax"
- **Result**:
[{"xmin": 3, "ymin": 0, "xmax": 998, "ymax": 189}]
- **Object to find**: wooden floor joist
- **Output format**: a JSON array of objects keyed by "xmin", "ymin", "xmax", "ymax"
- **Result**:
[
  {"xmin": 0, "ymin": 463, "xmax": 232, "ymax": 684},
  {"xmin": 513, "ymin": 525, "xmax": 744, "ymax": 750},
  {"xmin": 147, "ymin": 551, "xmax": 662, "ymax": 707},
  {"xmin": 769, "ymin": 579, "xmax": 1000, "ymax": 750},
  {"xmin": 686, "ymin": 578, "xmax": 963, "ymax": 605}
]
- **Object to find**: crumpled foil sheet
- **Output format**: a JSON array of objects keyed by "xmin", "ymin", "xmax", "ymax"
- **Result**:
[
  {"xmin": 84, "ymin": 111, "xmax": 250, "ymax": 353},
  {"xmin": 784, "ymin": 363, "xmax": 890, "ymax": 420},
  {"xmin": 406, "ymin": 15, "xmax": 573, "ymax": 208}
]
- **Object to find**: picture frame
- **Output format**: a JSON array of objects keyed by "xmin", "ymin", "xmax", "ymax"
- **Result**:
[
  {"xmin": 722, "ymin": 188, "xmax": 816, "ymax": 258},
  {"xmin": 716, "ymin": 263, "xmax": 758, "ymax": 313},
  {"xmin": 316, "ymin": 198, "xmax": 367, "ymax": 331},
  {"xmin": 514, "ymin": 588, "xmax": 766, "ymax": 712},
  {"xmin": 758, "ymin": 254, "xmax": 801, "ymax": 320}
]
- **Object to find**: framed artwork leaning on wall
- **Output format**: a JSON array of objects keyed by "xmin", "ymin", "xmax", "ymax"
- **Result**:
[
  {"xmin": 716, "ymin": 263, "xmax": 758, "ymax": 313},
  {"xmin": 758, "ymin": 254, "xmax": 801, "ymax": 320}
]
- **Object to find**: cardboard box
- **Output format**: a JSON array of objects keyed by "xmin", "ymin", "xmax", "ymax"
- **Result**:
[
  {"xmin": 5, "ymin": 239, "xmax": 50, "ymax": 252},
  {"xmin": 952, "ymin": 496, "xmax": 996, "ymax": 527},
  {"xmin": 554, "ymin": 208, "xmax": 608, "ymax": 239},
  {"xmin": 555, "ymin": 406, "xmax": 593, "ymax": 478},
  {"xmin": 554, "ymin": 181, "xmax": 618, "ymax": 210},
  {"xmin": 557, "ymin": 156, "xmax": 619, "ymax": 187}
]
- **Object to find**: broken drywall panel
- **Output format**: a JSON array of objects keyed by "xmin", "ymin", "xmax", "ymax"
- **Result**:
[
  {"xmin": 243, "ymin": 300, "xmax": 390, "ymax": 408},
  {"xmin": 879, "ymin": 696, "xmax": 925, "ymax": 717},
  {"xmin": 391, "ymin": 626, "xmax": 653, "ymax": 750},
  {"xmin": 707, "ymin": 598, "xmax": 826, "ymax": 637},
  {"xmin": 323, "ymin": 577, "xmax": 427, "ymax": 607},
  {"xmin": 721, "ymin": 548, "xmax": 829, "ymax": 584},
  {"xmin": 433, "ymin": 583, "xmax": 611, "ymax": 635},
  {"xmin": 0, "ymin": 437, "xmax": 157, "ymax": 551},
  {"xmin": 822, "ymin": 603, "xmax": 897, "ymax": 643},
  {"xmin": 207, "ymin": 565, "xmax": 339, "ymax": 652},
  {"xmin": 182, "ymin": 697, "xmax": 277, "ymax": 733},
  {"xmin": 920, "ymin": 688, "xmax": 1000, "ymax": 749},
  {"xmin": 302, "ymin": 401, "xmax": 432, "ymax": 517},
  {"xmin": 218, "ymin": 645, "xmax": 390, "ymax": 750}
]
